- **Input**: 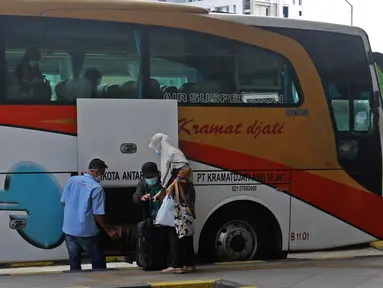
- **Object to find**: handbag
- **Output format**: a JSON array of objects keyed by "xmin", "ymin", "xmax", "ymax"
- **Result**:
[
  {"xmin": 174, "ymin": 181, "xmax": 194, "ymax": 238},
  {"xmin": 155, "ymin": 194, "xmax": 175, "ymax": 227}
]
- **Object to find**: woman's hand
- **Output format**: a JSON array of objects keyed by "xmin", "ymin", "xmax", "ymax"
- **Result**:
[
  {"xmin": 153, "ymin": 187, "xmax": 167, "ymax": 201},
  {"xmin": 153, "ymin": 192, "xmax": 161, "ymax": 202},
  {"xmin": 140, "ymin": 193, "xmax": 150, "ymax": 201}
]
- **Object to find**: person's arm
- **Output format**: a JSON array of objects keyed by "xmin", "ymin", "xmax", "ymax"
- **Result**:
[
  {"xmin": 60, "ymin": 177, "xmax": 73, "ymax": 206},
  {"xmin": 153, "ymin": 186, "xmax": 167, "ymax": 201},
  {"xmin": 166, "ymin": 179, "xmax": 177, "ymax": 198},
  {"xmin": 133, "ymin": 179, "xmax": 149, "ymax": 203},
  {"xmin": 91, "ymin": 185, "xmax": 108, "ymax": 231},
  {"xmin": 60, "ymin": 191, "xmax": 66, "ymax": 206}
]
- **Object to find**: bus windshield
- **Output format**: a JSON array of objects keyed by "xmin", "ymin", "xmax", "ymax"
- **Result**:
[
  {"xmin": 267, "ymin": 26, "xmax": 381, "ymax": 195},
  {"xmin": 266, "ymin": 27, "xmax": 373, "ymax": 133}
]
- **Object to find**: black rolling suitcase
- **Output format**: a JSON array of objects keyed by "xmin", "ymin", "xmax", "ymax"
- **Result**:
[{"xmin": 136, "ymin": 199, "xmax": 169, "ymax": 270}]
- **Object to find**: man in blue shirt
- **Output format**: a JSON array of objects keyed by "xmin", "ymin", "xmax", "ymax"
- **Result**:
[{"xmin": 61, "ymin": 158, "xmax": 115, "ymax": 271}]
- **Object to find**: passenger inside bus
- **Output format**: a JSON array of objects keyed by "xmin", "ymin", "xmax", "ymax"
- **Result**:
[
  {"xmin": 14, "ymin": 46, "xmax": 42, "ymax": 85},
  {"xmin": 84, "ymin": 68, "xmax": 103, "ymax": 98},
  {"xmin": 13, "ymin": 46, "xmax": 52, "ymax": 101},
  {"xmin": 6, "ymin": 47, "xmax": 293, "ymax": 105}
]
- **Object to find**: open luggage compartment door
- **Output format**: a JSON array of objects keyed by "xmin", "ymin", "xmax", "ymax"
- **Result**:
[
  {"xmin": 77, "ymin": 99, "xmax": 178, "ymax": 257},
  {"xmin": 77, "ymin": 99, "xmax": 178, "ymax": 186}
]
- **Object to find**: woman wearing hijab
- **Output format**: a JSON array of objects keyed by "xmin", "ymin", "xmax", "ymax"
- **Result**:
[{"xmin": 150, "ymin": 133, "xmax": 196, "ymax": 274}]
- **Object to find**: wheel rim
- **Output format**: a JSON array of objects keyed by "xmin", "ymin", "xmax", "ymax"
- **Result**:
[{"xmin": 215, "ymin": 220, "xmax": 257, "ymax": 262}]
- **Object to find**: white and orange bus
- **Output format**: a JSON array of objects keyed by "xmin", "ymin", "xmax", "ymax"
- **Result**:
[{"xmin": 0, "ymin": 0, "xmax": 382, "ymax": 265}]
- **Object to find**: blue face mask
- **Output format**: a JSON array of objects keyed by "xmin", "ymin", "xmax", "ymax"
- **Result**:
[
  {"xmin": 155, "ymin": 150, "xmax": 161, "ymax": 156},
  {"xmin": 145, "ymin": 177, "xmax": 158, "ymax": 186},
  {"xmin": 94, "ymin": 175, "xmax": 102, "ymax": 183}
]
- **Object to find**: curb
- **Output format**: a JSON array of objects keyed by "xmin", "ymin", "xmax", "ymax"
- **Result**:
[
  {"xmin": 87, "ymin": 279, "xmax": 255, "ymax": 288},
  {"xmin": 150, "ymin": 279, "xmax": 216, "ymax": 288},
  {"xmin": 214, "ymin": 279, "xmax": 257, "ymax": 288},
  {"xmin": 370, "ymin": 241, "xmax": 383, "ymax": 250}
]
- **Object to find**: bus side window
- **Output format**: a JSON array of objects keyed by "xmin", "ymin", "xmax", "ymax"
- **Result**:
[
  {"xmin": 3, "ymin": 16, "xmax": 141, "ymax": 104},
  {"xmin": 292, "ymin": 82, "xmax": 299, "ymax": 104},
  {"xmin": 148, "ymin": 26, "xmax": 302, "ymax": 107}
]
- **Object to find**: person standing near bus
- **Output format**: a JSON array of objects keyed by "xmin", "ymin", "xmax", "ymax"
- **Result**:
[
  {"xmin": 150, "ymin": 133, "xmax": 196, "ymax": 273},
  {"xmin": 61, "ymin": 158, "xmax": 116, "ymax": 271},
  {"xmin": 133, "ymin": 162, "xmax": 164, "ymax": 219}
]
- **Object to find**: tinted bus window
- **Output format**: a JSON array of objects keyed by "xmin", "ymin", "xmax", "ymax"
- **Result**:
[
  {"xmin": 148, "ymin": 26, "xmax": 302, "ymax": 107},
  {"xmin": 3, "ymin": 16, "xmax": 140, "ymax": 104},
  {"xmin": 1, "ymin": 16, "xmax": 302, "ymax": 107}
]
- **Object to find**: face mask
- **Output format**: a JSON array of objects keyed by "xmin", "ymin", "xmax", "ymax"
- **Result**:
[
  {"xmin": 29, "ymin": 61, "xmax": 39, "ymax": 68},
  {"xmin": 89, "ymin": 169, "xmax": 102, "ymax": 183},
  {"xmin": 145, "ymin": 177, "xmax": 158, "ymax": 186},
  {"xmin": 155, "ymin": 150, "xmax": 161, "ymax": 156}
]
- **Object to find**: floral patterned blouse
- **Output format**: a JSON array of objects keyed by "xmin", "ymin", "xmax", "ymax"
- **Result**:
[{"xmin": 173, "ymin": 165, "xmax": 196, "ymax": 238}]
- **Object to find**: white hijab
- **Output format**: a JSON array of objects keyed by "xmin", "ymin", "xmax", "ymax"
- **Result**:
[{"xmin": 149, "ymin": 133, "xmax": 188, "ymax": 185}]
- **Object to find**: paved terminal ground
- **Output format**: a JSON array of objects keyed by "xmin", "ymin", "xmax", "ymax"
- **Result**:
[{"xmin": 2, "ymin": 247, "xmax": 383, "ymax": 288}]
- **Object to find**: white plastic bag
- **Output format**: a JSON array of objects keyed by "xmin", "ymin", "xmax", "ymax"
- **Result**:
[{"xmin": 155, "ymin": 195, "xmax": 175, "ymax": 227}]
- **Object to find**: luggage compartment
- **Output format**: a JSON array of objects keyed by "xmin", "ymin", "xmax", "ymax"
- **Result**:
[{"xmin": 102, "ymin": 187, "xmax": 140, "ymax": 260}]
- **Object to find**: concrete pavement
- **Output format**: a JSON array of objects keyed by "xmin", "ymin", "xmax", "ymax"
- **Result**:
[
  {"xmin": 1, "ymin": 246, "xmax": 383, "ymax": 276},
  {"xmin": 3, "ymin": 248, "xmax": 383, "ymax": 287}
]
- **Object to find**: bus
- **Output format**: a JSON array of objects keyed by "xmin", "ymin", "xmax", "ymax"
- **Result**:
[{"xmin": 0, "ymin": 0, "xmax": 382, "ymax": 265}]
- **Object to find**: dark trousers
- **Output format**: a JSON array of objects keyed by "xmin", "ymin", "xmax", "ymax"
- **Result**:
[
  {"xmin": 168, "ymin": 227, "xmax": 195, "ymax": 268},
  {"xmin": 64, "ymin": 233, "xmax": 106, "ymax": 271}
]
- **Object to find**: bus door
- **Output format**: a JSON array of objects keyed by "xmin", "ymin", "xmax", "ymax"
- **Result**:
[{"xmin": 77, "ymin": 99, "xmax": 178, "ymax": 256}]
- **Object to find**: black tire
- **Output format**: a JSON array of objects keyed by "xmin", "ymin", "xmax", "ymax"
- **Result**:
[{"xmin": 200, "ymin": 208, "xmax": 273, "ymax": 262}]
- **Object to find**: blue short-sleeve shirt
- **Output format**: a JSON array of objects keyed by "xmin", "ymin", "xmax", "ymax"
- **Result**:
[{"xmin": 61, "ymin": 173, "xmax": 105, "ymax": 237}]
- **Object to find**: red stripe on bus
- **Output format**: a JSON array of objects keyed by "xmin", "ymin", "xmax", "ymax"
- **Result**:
[
  {"xmin": 0, "ymin": 106, "xmax": 76, "ymax": 134},
  {"xmin": 291, "ymin": 170, "xmax": 383, "ymax": 239},
  {"xmin": 180, "ymin": 140, "xmax": 383, "ymax": 239}
]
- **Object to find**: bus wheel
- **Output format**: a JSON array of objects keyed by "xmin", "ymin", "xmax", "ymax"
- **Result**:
[
  {"xmin": 199, "ymin": 201, "xmax": 282, "ymax": 262},
  {"xmin": 215, "ymin": 220, "xmax": 257, "ymax": 262}
]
